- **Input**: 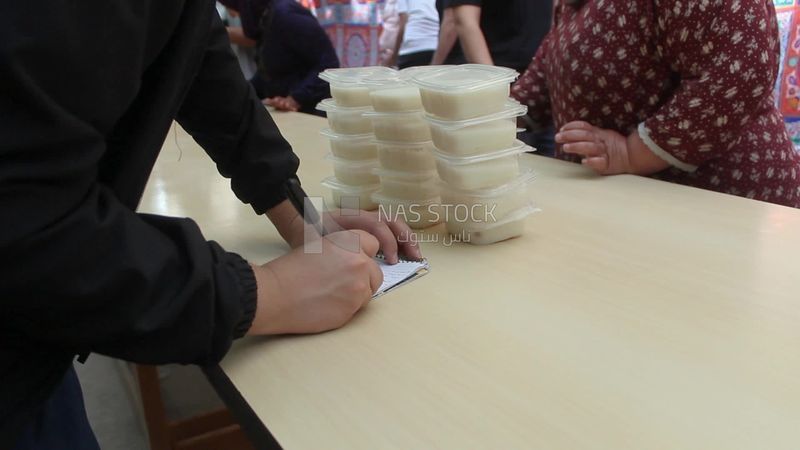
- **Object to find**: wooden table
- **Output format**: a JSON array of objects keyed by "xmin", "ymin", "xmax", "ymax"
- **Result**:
[{"xmin": 141, "ymin": 112, "xmax": 800, "ymax": 450}]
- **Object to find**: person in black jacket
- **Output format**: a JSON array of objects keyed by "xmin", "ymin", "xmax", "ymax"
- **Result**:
[
  {"xmin": 0, "ymin": 2, "xmax": 419, "ymax": 448},
  {"xmin": 222, "ymin": 0, "xmax": 340, "ymax": 114}
]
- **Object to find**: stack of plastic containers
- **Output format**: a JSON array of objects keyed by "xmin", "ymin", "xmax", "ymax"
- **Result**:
[
  {"xmin": 317, "ymin": 67, "xmax": 396, "ymax": 211},
  {"xmin": 362, "ymin": 68, "xmax": 443, "ymax": 229},
  {"xmin": 412, "ymin": 64, "xmax": 537, "ymax": 244}
]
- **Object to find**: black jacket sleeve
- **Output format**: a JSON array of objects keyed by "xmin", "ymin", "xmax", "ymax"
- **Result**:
[
  {"xmin": 0, "ymin": 5, "xmax": 266, "ymax": 366},
  {"xmin": 177, "ymin": 13, "xmax": 301, "ymax": 215}
]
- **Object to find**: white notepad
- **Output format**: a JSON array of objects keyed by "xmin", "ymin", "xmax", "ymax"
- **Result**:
[{"xmin": 373, "ymin": 256, "xmax": 430, "ymax": 299}]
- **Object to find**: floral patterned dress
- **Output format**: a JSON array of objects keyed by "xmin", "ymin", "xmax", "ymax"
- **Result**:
[{"xmin": 511, "ymin": 0, "xmax": 800, "ymax": 208}]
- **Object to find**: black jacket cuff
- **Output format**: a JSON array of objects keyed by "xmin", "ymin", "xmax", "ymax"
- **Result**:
[
  {"xmin": 248, "ymin": 180, "xmax": 292, "ymax": 215},
  {"xmin": 228, "ymin": 253, "xmax": 258, "ymax": 338}
]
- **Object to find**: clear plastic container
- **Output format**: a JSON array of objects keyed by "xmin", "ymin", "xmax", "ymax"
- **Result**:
[
  {"xmin": 326, "ymin": 155, "xmax": 380, "ymax": 186},
  {"xmin": 367, "ymin": 66, "xmax": 453, "ymax": 114},
  {"xmin": 445, "ymin": 205, "xmax": 537, "ymax": 245},
  {"xmin": 440, "ymin": 170, "xmax": 535, "ymax": 226},
  {"xmin": 320, "ymin": 129, "xmax": 378, "ymax": 160},
  {"xmin": 320, "ymin": 67, "xmax": 397, "ymax": 107},
  {"xmin": 316, "ymin": 99, "xmax": 374, "ymax": 135},
  {"xmin": 374, "ymin": 168, "xmax": 440, "ymax": 200},
  {"xmin": 369, "ymin": 84, "xmax": 423, "ymax": 112},
  {"xmin": 372, "ymin": 192, "xmax": 443, "ymax": 229},
  {"xmin": 398, "ymin": 65, "xmax": 451, "ymax": 81},
  {"xmin": 411, "ymin": 64, "xmax": 518, "ymax": 120},
  {"xmin": 434, "ymin": 140, "xmax": 531, "ymax": 190},
  {"xmin": 365, "ymin": 110, "xmax": 432, "ymax": 142},
  {"xmin": 321, "ymin": 176, "xmax": 380, "ymax": 211},
  {"xmin": 329, "ymin": 85, "xmax": 372, "ymax": 108},
  {"xmin": 376, "ymin": 140, "xmax": 436, "ymax": 171},
  {"xmin": 427, "ymin": 101, "xmax": 527, "ymax": 156}
]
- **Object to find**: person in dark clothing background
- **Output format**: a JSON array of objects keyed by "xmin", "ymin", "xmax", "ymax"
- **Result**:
[
  {"xmin": 0, "ymin": 2, "xmax": 418, "ymax": 448},
  {"xmin": 222, "ymin": 0, "xmax": 340, "ymax": 114},
  {"xmin": 433, "ymin": 0, "xmax": 551, "ymax": 73},
  {"xmin": 432, "ymin": 0, "xmax": 555, "ymax": 155}
]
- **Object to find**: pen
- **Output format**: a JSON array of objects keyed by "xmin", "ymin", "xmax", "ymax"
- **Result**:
[{"xmin": 285, "ymin": 177, "xmax": 327, "ymax": 237}]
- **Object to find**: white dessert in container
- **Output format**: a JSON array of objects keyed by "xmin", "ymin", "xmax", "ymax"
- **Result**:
[
  {"xmin": 369, "ymin": 85, "xmax": 423, "ymax": 112},
  {"xmin": 376, "ymin": 140, "xmax": 436, "ymax": 171},
  {"xmin": 359, "ymin": 70, "xmax": 421, "ymax": 112},
  {"xmin": 445, "ymin": 205, "xmax": 537, "ymax": 245},
  {"xmin": 372, "ymin": 192, "xmax": 443, "ymax": 229},
  {"xmin": 411, "ymin": 64, "xmax": 518, "ymax": 120},
  {"xmin": 374, "ymin": 168, "xmax": 440, "ymax": 200},
  {"xmin": 330, "ymin": 85, "xmax": 372, "ymax": 108},
  {"xmin": 434, "ymin": 140, "xmax": 531, "ymax": 190},
  {"xmin": 320, "ymin": 66, "xmax": 397, "ymax": 107},
  {"xmin": 316, "ymin": 99, "xmax": 373, "ymax": 135},
  {"xmin": 365, "ymin": 110, "xmax": 431, "ymax": 142},
  {"xmin": 426, "ymin": 100, "xmax": 527, "ymax": 156},
  {"xmin": 321, "ymin": 176, "xmax": 380, "ymax": 210},
  {"xmin": 320, "ymin": 128, "xmax": 378, "ymax": 160},
  {"xmin": 440, "ymin": 170, "xmax": 535, "ymax": 226},
  {"xmin": 326, "ymin": 155, "xmax": 380, "ymax": 186}
]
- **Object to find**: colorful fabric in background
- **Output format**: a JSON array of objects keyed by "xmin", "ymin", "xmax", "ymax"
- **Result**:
[
  {"xmin": 302, "ymin": 0, "xmax": 389, "ymax": 67},
  {"xmin": 774, "ymin": 0, "xmax": 800, "ymax": 148}
]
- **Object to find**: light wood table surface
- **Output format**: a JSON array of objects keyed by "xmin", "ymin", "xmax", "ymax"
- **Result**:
[{"xmin": 141, "ymin": 112, "xmax": 800, "ymax": 450}]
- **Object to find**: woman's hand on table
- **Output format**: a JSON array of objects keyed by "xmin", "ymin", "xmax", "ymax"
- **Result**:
[
  {"xmin": 556, "ymin": 121, "xmax": 669, "ymax": 176},
  {"xmin": 263, "ymin": 96, "xmax": 300, "ymax": 112},
  {"xmin": 556, "ymin": 121, "xmax": 631, "ymax": 174}
]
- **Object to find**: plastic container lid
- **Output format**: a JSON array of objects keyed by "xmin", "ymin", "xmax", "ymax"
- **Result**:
[
  {"xmin": 440, "ymin": 169, "xmax": 535, "ymax": 197},
  {"xmin": 411, "ymin": 64, "xmax": 518, "ymax": 92},
  {"xmin": 425, "ymin": 100, "xmax": 528, "ymax": 130},
  {"xmin": 320, "ymin": 67, "xmax": 397, "ymax": 85},
  {"xmin": 361, "ymin": 71, "xmax": 405, "ymax": 87},
  {"xmin": 321, "ymin": 176, "xmax": 380, "ymax": 193},
  {"xmin": 316, "ymin": 98, "xmax": 373, "ymax": 113},
  {"xmin": 363, "ymin": 109, "xmax": 426, "ymax": 118},
  {"xmin": 320, "ymin": 128, "xmax": 374, "ymax": 141},
  {"xmin": 373, "ymin": 167, "xmax": 439, "ymax": 181},
  {"xmin": 433, "ymin": 140, "xmax": 533, "ymax": 165},
  {"xmin": 374, "ymin": 139, "xmax": 435, "ymax": 148},
  {"xmin": 371, "ymin": 191, "xmax": 441, "ymax": 205},
  {"xmin": 325, "ymin": 154, "xmax": 381, "ymax": 169},
  {"xmin": 398, "ymin": 65, "xmax": 452, "ymax": 81}
]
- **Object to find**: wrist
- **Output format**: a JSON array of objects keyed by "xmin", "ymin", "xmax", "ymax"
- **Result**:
[
  {"xmin": 248, "ymin": 263, "xmax": 284, "ymax": 335},
  {"xmin": 266, "ymin": 198, "xmax": 305, "ymax": 248},
  {"xmin": 626, "ymin": 129, "xmax": 670, "ymax": 175}
]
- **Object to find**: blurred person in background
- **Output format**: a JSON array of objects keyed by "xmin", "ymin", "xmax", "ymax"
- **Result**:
[
  {"xmin": 434, "ymin": 0, "xmax": 552, "ymax": 73},
  {"xmin": 379, "ymin": 0, "xmax": 401, "ymax": 66},
  {"xmin": 386, "ymin": 0, "xmax": 439, "ymax": 69},
  {"xmin": 217, "ymin": 3, "xmax": 258, "ymax": 79},
  {"xmin": 434, "ymin": 0, "xmax": 555, "ymax": 155},
  {"xmin": 222, "ymin": 0, "xmax": 339, "ymax": 114},
  {"xmin": 512, "ymin": 0, "xmax": 800, "ymax": 207}
]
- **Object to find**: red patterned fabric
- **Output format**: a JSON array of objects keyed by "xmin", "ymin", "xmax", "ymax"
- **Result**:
[{"xmin": 512, "ymin": 0, "xmax": 800, "ymax": 207}]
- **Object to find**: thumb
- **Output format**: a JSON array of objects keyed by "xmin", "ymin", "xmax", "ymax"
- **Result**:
[{"xmin": 582, "ymin": 155, "xmax": 609, "ymax": 174}]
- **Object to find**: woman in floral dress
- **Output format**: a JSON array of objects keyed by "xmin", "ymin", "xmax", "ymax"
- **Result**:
[{"xmin": 512, "ymin": 0, "xmax": 800, "ymax": 207}]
